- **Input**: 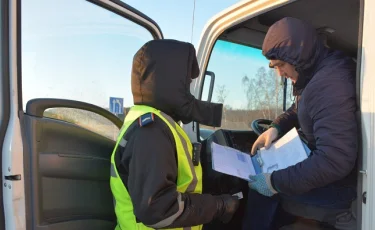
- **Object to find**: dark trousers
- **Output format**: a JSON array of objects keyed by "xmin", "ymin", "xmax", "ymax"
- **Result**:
[{"xmin": 242, "ymin": 185, "xmax": 357, "ymax": 230}]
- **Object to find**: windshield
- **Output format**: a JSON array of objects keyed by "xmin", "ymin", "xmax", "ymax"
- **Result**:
[{"xmin": 201, "ymin": 40, "xmax": 294, "ymax": 131}]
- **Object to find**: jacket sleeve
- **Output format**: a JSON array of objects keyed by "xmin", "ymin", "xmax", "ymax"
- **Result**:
[
  {"xmin": 124, "ymin": 121, "xmax": 219, "ymax": 228},
  {"xmin": 272, "ymin": 78, "xmax": 358, "ymax": 195},
  {"xmin": 272, "ymin": 102, "xmax": 299, "ymax": 135}
]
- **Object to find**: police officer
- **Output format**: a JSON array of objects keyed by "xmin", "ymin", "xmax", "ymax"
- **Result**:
[{"xmin": 110, "ymin": 39, "xmax": 240, "ymax": 230}]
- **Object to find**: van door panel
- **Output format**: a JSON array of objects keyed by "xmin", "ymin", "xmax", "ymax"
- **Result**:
[{"xmin": 22, "ymin": 113, "xmax": 116, "ymax": 230}]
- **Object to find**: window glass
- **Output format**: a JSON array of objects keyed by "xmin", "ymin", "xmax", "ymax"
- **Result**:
[
  {"xmin": 22, "ymin": 0, "xmax": 153, "ymax": 138},
  {"xmin": 202, "ymin": 40, "xmax": 286, "ymax": 130},
  {"xmin": 285, "ymin": 78, "xmax": 295, "ymax": 109},
  {"xmin": 44, "ymin": 108, "xmax": 119, "ymax": 140}
]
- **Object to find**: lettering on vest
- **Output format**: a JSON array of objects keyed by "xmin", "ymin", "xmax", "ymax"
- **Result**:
[{"xmin": 138, "ymin": 112, "xmax": 155, "ymax": 127}]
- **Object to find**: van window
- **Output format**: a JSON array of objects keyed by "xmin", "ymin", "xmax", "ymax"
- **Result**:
[
  {"xmin": 285, "ymin": 78, "xmax": 295, "ymax": 109},
  {"xmin": 21, "ymin": 0, "xmax": 153, "ymax": 138},
  {"xmin": 201, "ymin": 40, "xmax": 292, "ymax": 130}
]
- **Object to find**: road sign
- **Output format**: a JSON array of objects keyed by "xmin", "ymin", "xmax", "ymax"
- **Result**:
[{"xmin": 109, "ymin": 97, "xmax": 124, "ymax": 114}]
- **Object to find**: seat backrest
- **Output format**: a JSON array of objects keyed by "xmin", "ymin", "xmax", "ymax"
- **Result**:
[{"xmin": 281, "ymin": 198, "xmax": 356, "ymax": 230}]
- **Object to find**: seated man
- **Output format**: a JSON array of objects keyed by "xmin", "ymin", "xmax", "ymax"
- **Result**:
[
  {"xmin": 243, "ymin": 17, "xmax": 358, "ymax": 230},
  {"xmin": 110, "ymin": 39, "xmax": 239, "ymax": 230}
]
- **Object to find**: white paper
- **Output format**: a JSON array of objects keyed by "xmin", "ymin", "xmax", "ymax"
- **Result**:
[
  {"xmin": 211, "ymin": 142, "xmax": 255, "ymax": 181},
  {"xmin": 210, "ymin": 128, "xmax": 310, "ymax": 181},
  {"xmin": 232, "ymin": 191, "xmax": 243, "ymax": 199},
  {"xmin": 258, "ymin": 128, "xmax": 308, "ymax": 173}
]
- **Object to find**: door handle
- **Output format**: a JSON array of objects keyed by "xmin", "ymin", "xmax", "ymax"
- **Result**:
[{"xmin": 4, "ymin": 174, "xmax": 21, "ymax": 181}]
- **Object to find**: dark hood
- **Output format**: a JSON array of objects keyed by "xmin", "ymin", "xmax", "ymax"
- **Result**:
[
  {"xmin": 131, "ymin": 39, "xmax": 223, "ymax": 127},
  {"xmin": 262, "ymin": 17, "xmax": 328, "ymax": 95}
]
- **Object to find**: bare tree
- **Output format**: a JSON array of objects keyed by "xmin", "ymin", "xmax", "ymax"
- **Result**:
[
  {"xmin": 242, "ymin": 66, "xmax": 284, "ymax": 121},
  {"xmin": 216, "ymin": 84, "xmax": 228, "ymax": 104},
  {"xmin": 216, "ymin": 84, "xmax": 228, "ymax": 126},
  {"xmin": 266, "ymin": 68, "xmax": 284, "ymax": 118}
]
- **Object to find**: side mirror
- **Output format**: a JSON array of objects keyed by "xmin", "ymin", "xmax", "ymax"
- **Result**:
[{"xmin": 200, "ymin": 71, "xmax": 215, "ymax": 102}]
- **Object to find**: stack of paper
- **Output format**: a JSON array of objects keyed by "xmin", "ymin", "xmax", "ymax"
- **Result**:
[
  {"xmin": 211, "ymin": 128, "xmax": 310, "ymax": 181},
  {"xmin": 210, "ymin": 143, "xmax": 255, "ymax": 181},
  {"xmin": 256, "ymin": 128, "xmax": 310, "ymax": 173}
]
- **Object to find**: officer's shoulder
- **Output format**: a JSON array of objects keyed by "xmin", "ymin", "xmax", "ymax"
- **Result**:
[
  {"xmin": 137, "ymin": 112, "xmax": 171, "ymax": 133},
  {"xmin": 135, "ymin": 113, "xmax": 174, "ymax": 143}
]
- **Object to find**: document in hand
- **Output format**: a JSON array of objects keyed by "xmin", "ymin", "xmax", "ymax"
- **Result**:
[{"xmin": 211, "ymin": 128, "xmax": 310, "ymax": 181}]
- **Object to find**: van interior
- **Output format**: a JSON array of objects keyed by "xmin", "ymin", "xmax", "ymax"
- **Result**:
[
  {"xmin": 20, "ymin": 0, "xmax": 362, "ymax": 230},
  {"xmin": 200, "ymin": 0, "xmax": 362, "ymax": 229}
]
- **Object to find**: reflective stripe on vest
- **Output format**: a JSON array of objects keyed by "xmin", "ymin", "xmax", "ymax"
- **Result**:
[{"xmin": 110, "ymin": 105, "xmax": 203, "ymax": 230}]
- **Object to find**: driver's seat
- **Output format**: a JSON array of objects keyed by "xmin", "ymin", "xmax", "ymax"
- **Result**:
[{"xmin": 280, "ymin": 198, "xmax": 357, "ymax": 230}]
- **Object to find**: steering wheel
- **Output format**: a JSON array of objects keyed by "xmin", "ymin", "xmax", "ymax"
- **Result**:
[
  {"xmin": 250, "ymin": 119, "xmax": 273, "ymax": 136},
  {"xmin": 251, "ymin": 118, "xmax": 309, "ymax": 146}
]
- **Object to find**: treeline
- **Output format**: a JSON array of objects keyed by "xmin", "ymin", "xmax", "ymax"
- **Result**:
[{"xmin": 212, "ymin": 66, "xmax": 292, "ymax": 130}]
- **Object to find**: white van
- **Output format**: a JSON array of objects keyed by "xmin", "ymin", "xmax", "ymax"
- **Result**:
[{"xmin": 0, "ymin": 0, "xmax": 370, "ymax": 229}]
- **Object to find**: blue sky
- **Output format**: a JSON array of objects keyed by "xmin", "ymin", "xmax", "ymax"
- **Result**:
[
  {"xmin": 21, "ymin": 0, "xmax": 272, "ymax": 109},
  {"xmin": 206, "ymin": 41, "xmax": 271, "ymax": 109}
]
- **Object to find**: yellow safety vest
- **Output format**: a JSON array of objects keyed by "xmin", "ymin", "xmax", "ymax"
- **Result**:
[{"xmin": 110, "ymin": 105, "xmax": 203, "ymax": 230}]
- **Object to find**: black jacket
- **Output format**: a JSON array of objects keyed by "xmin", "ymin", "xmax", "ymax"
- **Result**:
[
  {"xmin": 263, "ymin": 17, "xmax": 358, "ymax": 195},
  {"xmin": 114, "ymin": 116, "xmax": 219, "ymax": 227}
]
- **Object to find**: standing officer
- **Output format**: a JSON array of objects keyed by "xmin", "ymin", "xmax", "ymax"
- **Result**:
[{"xmin": 110, "ymin": 39, "xmax": 240, "ymax": 230}]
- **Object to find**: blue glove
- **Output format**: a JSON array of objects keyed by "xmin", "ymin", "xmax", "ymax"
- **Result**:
[{"xmin": 248, "ymin": 173, "xmax": 278, "ymax": 197}]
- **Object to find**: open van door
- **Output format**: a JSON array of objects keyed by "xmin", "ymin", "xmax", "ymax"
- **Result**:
[
  {"xmin": 0, "ymin": 0, "xmax": 9, "ymax": 229},
  {"xmin": 1, "ymin": 0, "xmax": 163, "ymax": 229}
]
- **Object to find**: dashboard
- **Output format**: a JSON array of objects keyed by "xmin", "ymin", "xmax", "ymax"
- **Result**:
[{"xmin": 199, "ymin": 128, "xmax": 259, "ymax": 229}]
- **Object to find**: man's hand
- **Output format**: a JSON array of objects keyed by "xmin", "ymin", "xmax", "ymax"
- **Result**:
[
  {"xmin": 251, "ymin": 127, "xmax": 279, "ymax": 155},
  {"xmin": 248, "ymin": 173, "xmax": 278, "ymax": 197}
]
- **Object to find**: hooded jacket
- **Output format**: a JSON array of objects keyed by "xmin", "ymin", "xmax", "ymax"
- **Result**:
[
  {"xmin": 114, "ymin": 40, "xmax": 224, "ymax": 227},
  {"xmin": 131, "ymin": 39, "xmax": 223, "ymax": 126},
  {"xmin": 262, "ymin": 17, "xmax": 358, "ymax": 195}
]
